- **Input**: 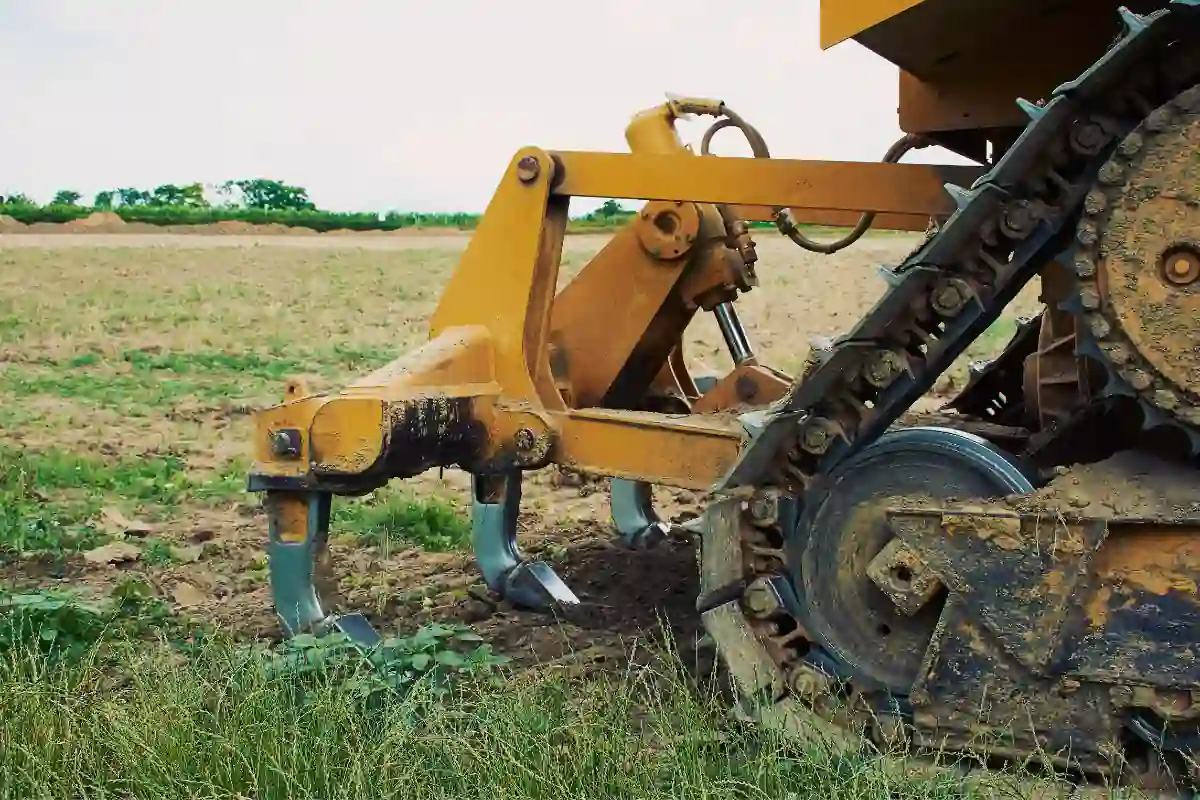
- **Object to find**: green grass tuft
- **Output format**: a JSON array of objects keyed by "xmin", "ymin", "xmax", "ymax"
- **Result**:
[{"xmin": 333, "ymin": 490, "xmax": 470, "ymax": 552}]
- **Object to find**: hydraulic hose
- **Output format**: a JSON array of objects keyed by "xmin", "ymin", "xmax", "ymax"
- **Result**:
[{"xmin": 699, "ymin": 109, "xmax": 933, "ymax": 255}]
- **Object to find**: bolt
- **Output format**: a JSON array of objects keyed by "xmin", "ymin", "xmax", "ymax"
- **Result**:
[
  {"xmin": 271, "ymin": 429, "xmax": 301, "ymax": 459},
  {"xmin": 742, "ymin": 578, "xmax": 781, "ymax": 618},
  {"xmin": 515, "ymin": 156, "xmax": 541, "ymax": 184},
  {"xmin": 788, "ymin": 665, "xmax": 829, "ymax": 699},
  {"xmin": 1071, "ymin": 119, "xmax": 1108, "ymax": 155},
  {"xmin": 514, "ymin": 427, "xmax": 537, "ymax": 452},
  {"xmin": 864, "ymin": 349, "xmax": 904, "ymax": 389},
  {"xmin": 801, "ymin": 418, "xmax": 836, "ymax": 455},
  {"xmin": 748, "ymin": 493, "xmax": 778, "ymax": 526},
  {"xmin": 931, "ymin": 279, "xmax": 970, "ymax": 316},
  {"xmin": 1001, "ymin": 199, "xmax": 1036, "ymax": 239},
  {"xmin": 1163, "ymin": 249, "xmax": 1200, "ymax": 286},
  {"xmin": 1083, "ymin": 190, "xmax": 1107, "ymax": 215}
]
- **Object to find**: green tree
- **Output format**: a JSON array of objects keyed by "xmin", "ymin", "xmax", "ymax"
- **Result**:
[
  {"xmin": 51, "ymin": 190, "xmax": 82, "ymax": 206},
  {"xmin": 0, "ymin": 193, "xmax": 34, "ymax": 207},
  {"xmin": 117, "ymin": 188, "xmax": 151, "ymax": 207},
  {"xmin": 223, "ymin": 179, "xmax": 315, "ymax": 211},
  {"xmin": 93, "ymin": 191, "xmax": 115, "ymax": 209},
  {"xmin": 148, "ymin": 183, "xmax": 209, "ymax": 208},
  {"xmin": 595, "ymin": 199, "xmax": 625, "ymax": 218}
]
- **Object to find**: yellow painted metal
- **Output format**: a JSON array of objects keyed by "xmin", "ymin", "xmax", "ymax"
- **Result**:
[
  {"xmin": 251, "ymin": 101, "xmax": 981, "ymax": 495},
  {"xmin": 429, "ymin": 147, "xmax": 566, "ymax": 412},
  {"xmin": 819, "ymin": 0, "xmax": 930, "ymax": 50},
  {"xmin": 309, "ymin": 398, "xmax": 386, "ymax": 475},
  {"xmin": 551, "ymin": 409, "xmax": 745, "ymax": 490},
  {"xmin": 551, "ymin": 151, "xmax": 981, "ymax": 215}
]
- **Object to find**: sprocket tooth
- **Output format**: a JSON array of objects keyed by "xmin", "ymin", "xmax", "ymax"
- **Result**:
[
  {"xmin": 875, "ymin": 263, "xmax": 903, "ymax": 287},
  {"xmin": 1118, "ymin": 6, "xmax": 1150, "ymax": 33},
  {"xmin": 943, "ymin": 182, "xmax": 974, "ymax": 210},
  {"xmin": 1139, "ymin": 402, "xmax": 1174, "ymax": 431},
  {"xmin": 1016, "ymin": 97, "xmax": 1045, "ymax": 120}
]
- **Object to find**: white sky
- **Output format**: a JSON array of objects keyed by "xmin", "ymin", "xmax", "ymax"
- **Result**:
[{"xmin": 0, "ymin": 1, "xmax": 971, "ymax": 214}]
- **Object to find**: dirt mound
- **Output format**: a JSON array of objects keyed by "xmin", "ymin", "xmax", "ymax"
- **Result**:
[
  {"xmin": 63, "ymin": 211, "xmax": 127, "ymax": 232},
  {"xmin": 0, "ymin": 214, "xmax": 27, "ymax": 232},
  {"xmin": 207, "ymin": 220, "xmax": 258, "ymax": 235}
]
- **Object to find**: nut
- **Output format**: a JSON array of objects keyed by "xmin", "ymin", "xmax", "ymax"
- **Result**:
[
  {"xmin": 930, "ymin": 278, "xmax": 971, "ymax": 316},
  {"xmin": 787, "ymin": 665, "xmax": 830, "ymax": 699},
  {"xmin": 742, "ymin": 578, "xmax": 782, "ymax": 618},
  {"xmin": 801, "ymin": 417, "xmax": 838, "ymax": 455},
  {"xmin": 748, "ymin": 493, "xmax": 779, "ymax": 526},
  {"xmin": 864, "ymin": 349, "xmax": 905, "ymax": 389},
  {"xmin": 1001, "ymin": 199, "xmax": 1037, "ymax": 239}
]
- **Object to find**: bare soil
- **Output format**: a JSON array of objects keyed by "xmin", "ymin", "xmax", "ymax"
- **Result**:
[{"xmin": 0, "ymin": 230, "xmax": 1045, "ymax": 669}]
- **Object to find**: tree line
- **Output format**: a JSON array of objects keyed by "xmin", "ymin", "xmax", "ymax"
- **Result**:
[{"xmin": 0, "ymin": 181, "xmax": 639, "ymax": 232}]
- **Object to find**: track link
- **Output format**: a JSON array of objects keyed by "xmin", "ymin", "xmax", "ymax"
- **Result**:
[{"xmin": 699, "ymin": 3, "xmax": 1200, "ymax": 792}]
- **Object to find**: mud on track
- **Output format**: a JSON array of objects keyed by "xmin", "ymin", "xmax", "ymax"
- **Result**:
[{"xmin": 0, "ymin": 230, "xmax": 1046, "ymax": 671}]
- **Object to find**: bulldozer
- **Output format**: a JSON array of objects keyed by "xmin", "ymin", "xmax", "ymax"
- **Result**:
[{"xmin": 248, "ymin": 0, "xmax": 1200, "ymax": 790}]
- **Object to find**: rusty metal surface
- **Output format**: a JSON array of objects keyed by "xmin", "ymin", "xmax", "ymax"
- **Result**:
[
  {"xmin": 886, "ymin": 452, "xmax": 1200, "ymax": 773},
  {"xmin": 1078, "ymin": 84, "xmax": 1200, "ymax": 428}
]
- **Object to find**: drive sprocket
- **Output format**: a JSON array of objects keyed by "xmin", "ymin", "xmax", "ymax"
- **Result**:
[{"xmin": 1073, "ymin": 80, "xmax": 1200, "ymax": 442}]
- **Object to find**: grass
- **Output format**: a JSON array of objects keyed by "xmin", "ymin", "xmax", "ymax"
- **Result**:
[
  {"xmin": 0, "ymin": 622, "xmax": 1030, "ymax": 800},
  {"xmin": 333, "ymin": 489, "xmax": 471, "ymax": 552}
]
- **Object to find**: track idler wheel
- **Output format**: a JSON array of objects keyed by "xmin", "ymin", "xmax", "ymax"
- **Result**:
[{"xmin": 697, "ymin": 427, "xmax": 1038, "ymax": 739}]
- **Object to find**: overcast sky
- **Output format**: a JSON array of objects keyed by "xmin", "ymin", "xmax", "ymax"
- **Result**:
[{"xmin": 0, "ymin": 1, "xmax": 969, "ymax": 213}]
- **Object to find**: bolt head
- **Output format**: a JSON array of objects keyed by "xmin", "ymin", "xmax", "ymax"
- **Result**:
[
  {"xmin": 271, "ymin": 429, "xmax": 301, "ymax": 459},
  {"xmin": 515, "ymin": 156, "xmax": 541, "ymax": 183},
  {"xmin": 1071, "ymin": 120, "xmax": 1108, "ymax": 154},
  {"xmin": 514, "ymin": 427, "xmax": 537, "ymax": 451},
  {"xmin": 1163, "ymin": 249, "xmax": 1200, "ymax": 286},
  {"xmin": 748, "ymin": 493, "xmax": 778, "ymax": 525},
  {"xmin": 931, "ymin": 280, "xmax": 969, "ymax": 316}
]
